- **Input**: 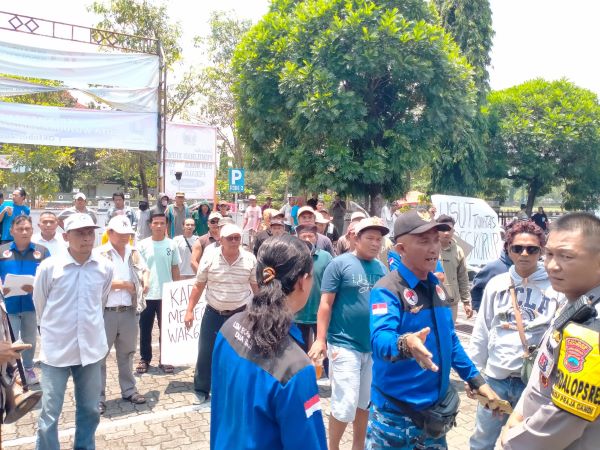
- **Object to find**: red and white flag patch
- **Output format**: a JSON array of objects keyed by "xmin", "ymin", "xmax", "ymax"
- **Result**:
[
  {"xmin": 304, "ymin": 394, "xmax": 321, "ymax": 418},
  {"xmin": 372, "ymin": 303, "xmax": 388, "ymax": 315}
]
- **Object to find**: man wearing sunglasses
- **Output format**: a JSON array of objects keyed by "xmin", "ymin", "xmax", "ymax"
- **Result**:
[
  {"xmin": 469, "ymin": 221, "xmax": 561, "ymax": 450},
  {"xmin": 184, "ymin": 223, "xmax": 258, "ymax": 404},
  {"xmin": 190, "ymin": 212, "xmax": 221, "ymax": 275}
]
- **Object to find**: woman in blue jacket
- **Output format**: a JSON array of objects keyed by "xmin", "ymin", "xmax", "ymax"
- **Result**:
[{"xmin": 210, "ymin": 235, "xmax": 327, "ymax": 450}]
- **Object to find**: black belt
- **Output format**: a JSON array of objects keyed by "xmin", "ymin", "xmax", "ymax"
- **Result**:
[
  {"xmin": 206, "ymin": 304, "xmax": 246, "ymax": 317},
  {"xmin": 105, "ymin": 305, "xmax": 133, "ymax": 312}
]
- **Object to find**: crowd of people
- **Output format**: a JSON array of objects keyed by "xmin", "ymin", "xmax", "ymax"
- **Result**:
[{"xmin": 0, "ymin": 188, "xmax": 597, "ymax": 450}]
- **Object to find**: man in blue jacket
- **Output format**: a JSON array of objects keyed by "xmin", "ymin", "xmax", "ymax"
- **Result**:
[{"xmin": 368, "ymin": 209, "xmax": 500, "ymax": 449}]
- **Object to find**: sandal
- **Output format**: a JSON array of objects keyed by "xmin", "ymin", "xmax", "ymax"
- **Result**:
[
  {"xmin": 136, "ymin": 360, "xmax": 149, "ymax": 374},
  {"xmin": 159, "ymin": 364, "xmax": 174, "ymax": 374},
  {"xmin": 123, "ymin": 392, "xmax": 146, "ymax": 404}
]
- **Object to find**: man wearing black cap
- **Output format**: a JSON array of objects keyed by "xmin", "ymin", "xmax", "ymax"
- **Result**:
[
  {"xmin": 253, "ymin": 213, "xmax": 287, "ymax": 256},
  {"xmin": 367, "ymin": 209, "xmax": 500, "ymax": 449}
]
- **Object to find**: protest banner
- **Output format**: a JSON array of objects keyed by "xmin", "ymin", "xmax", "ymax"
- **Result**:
[
  {"xmin": 432, "ymin": 195, "xmax": 503, "ymax": 266},
  {"xmin": 160, "ymin": 279, "xmax": 205, "ymax": 366}
]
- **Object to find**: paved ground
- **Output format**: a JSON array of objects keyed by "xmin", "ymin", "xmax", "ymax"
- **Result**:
[{"xmin": 2, "ymin": 310, "xmax": 482, "ymax": 449}]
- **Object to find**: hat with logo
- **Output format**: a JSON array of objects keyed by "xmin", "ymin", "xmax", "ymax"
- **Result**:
[
  {"xmin": 315, "ymin": 212, "xmax": 329, "ymax": 224},
  {"xmin": 297, "ymin": 206, "xmax": 316, "ymax": 217},
  {"xmin": 208, "ymin": 212, "xmax": 222, "ymax": 221},
  {"xmin": 355, "ymin": 217, "xmax": 389, "ymax": 236},
  {"xmin": 346, "ymin": 221, "xmax": 358, "ymax": 236},
  {"xmin": 220, "ymin": 223, "xmax": 242, "ymax": 238},
  {"xmin": 107, "ymin": 216, "xmax": 135, "ymax": 235},
  {"xmin": 394, "ymin": 209, "xmax": 451, "ymax": 240},
  {"xmin": 73, "ymin": 192, "xmax": 86, "ymax": 201},
  {"xmin": 64, "ymin": 213, "xmax": 100, "ymax": 232},
  {"xmin": 350, "ymin": 211, "xmax": 367, "ymax": 222}
]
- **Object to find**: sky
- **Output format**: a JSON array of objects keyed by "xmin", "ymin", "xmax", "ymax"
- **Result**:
[{"xmin": 1, "ymin": 0, "xmax": 599, "ymax": 96}]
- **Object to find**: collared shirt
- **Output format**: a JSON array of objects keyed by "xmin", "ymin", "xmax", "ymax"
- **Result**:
[
  {"xmin": 174, "ymin": 234, "xmax": 199, "ymax": 276},
  {"xmin": 0, "ymin": 241, "xmax": 50, "ymax": 314},
  {"xmin": 196, "ymin": 247, "xmax": 257, "ymax": 311},
  {"xmin": 137, "ymin": 237, "xmax": 181, "ymax": 300},
  {"xmin": 33, "ymin": 252, "xmax": 113, "ymax": 367},
  {"xmin": 32, "ymin": 233, "xmax": 68, "ymax": 259},
  {"xmin": 97, "ymin": 243, "xmax": 133, "ymax": 307}
]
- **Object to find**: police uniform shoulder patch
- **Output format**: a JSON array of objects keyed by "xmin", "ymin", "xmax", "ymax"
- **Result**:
[
  {"xmin": 435, "ymin": 285, "xmax": 446, "ymax": 301},
  {"xmin": 403, "ymin": 288, "xmax": 418, "ymax": 306}
]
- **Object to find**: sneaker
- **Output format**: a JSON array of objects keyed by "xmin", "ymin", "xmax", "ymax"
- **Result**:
[
  {"xmin": 25, "ymin": 368, "xmax": 39, "ymax": 386},
  {"xmin": 193, "ymin": 393, "xmax": 209, "ymax": 405}
]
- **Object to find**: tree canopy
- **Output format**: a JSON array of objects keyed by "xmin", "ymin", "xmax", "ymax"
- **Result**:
[
  {"xmin": 486, "ymin": 78, "xmax": 600, "ymax": 212},
  {"xmin": 233, "ymin": 0, "xmax": 479, "ymax": 210}
]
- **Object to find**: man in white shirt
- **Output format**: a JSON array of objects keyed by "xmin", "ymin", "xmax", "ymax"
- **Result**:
[
  {"xmin": 32, "ymin": 211, "xmax": 68, "ymax": 258},
  {"xmin": 56, "ymin": 192, "xmax": 98, "ymax": 229},
  {"xmin": 174, "ymin": 218, "xmax": 199, "ymax": 279},
  {"xmin": 33, "ymin": 213, "xmax": 113, "ymax": 450},
  {"xmin": 242, "ymin": 195, "xmax": 262, "ymax": 249},
  {"xmin": 96, "ymin": 217, "xmax": 149, "ymax": 415}
]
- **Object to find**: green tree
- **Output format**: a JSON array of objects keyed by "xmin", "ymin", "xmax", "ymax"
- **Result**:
[
  {"xmin": 486, "ymin": 79, "xmax": 600, "ymax": 213},
  {"xmin": 233, "ymin": 0, "xmax": 478, "ymax": 214}
]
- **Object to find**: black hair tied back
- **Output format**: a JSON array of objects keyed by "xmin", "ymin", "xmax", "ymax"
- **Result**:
[{"xmin": 246, "ymin": 234, "xmax": 313, "ymax": 357}]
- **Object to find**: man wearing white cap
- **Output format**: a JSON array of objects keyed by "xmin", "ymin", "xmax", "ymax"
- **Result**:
[
  {"xmin": 297, "ymin": 206, "xmax": 335, "ymax": 256},
  {"xmin": 33, "ymin": 213, "xmax": 113, "ymax": 450},
  {"xmin": 57, "ymin": 192, "xmax": 97, "ymax": 229},
  {"xmin": 336, "ymin": 211, "xmax": 367, "ymax": 254},
  {"xmin": 96, "ymin": 217, "xmax": 149, "ymax": 415},
  {"xmin": 190, "ymin": 211, "xmax": 222, "ymax": 275},
  {"xmin": 184, "ymin": 223, "xmax": 258, "ymax": 404},
  {"xmin": 242, "ymin": 195, "xmax": 262, "ymax": 249}
]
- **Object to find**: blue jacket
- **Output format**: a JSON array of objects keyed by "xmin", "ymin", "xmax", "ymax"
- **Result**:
[
  {"xmin": 370, "ymin": 260, "xmax": 483, "ymax": 411},
  {"xmin": 0, "ymin": 242, "xmax": 50, "ymax": 314},
  {"xmin": 470, "ymin": 249, "xmax": 513, "ymax": 311},
  {"xmin": 211, "ymin": 311, "xmax": 327, "ymax": 450}
]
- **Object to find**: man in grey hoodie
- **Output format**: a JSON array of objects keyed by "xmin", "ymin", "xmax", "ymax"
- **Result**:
[{"xmin": 468, "ymin": 221, "xmax": 561, "ymax": 450}]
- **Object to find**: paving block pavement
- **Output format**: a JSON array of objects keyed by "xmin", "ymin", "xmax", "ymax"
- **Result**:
[{"xmin": 2, "ymin": 312, "xmax": 485, "ymax": 449}]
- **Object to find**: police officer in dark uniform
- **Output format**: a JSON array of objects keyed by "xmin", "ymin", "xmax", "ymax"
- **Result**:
[
  {"xmin": 502, "ymin": 213, "xmax": 600, "ymax": 449},
  {"xmin": 368, "ymin": 209, "xmax": 501, "ymax": 449}
]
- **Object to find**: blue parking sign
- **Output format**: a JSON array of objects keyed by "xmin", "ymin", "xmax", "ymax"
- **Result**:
[{"xmin": 228, "ymin": 168, "xmax": 245, "ymax": 193}]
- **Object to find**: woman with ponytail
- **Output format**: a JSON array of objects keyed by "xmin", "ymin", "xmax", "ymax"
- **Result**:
[{"xmin": 210, "ymin": 234, "xmax": 327, "ymax": 450}]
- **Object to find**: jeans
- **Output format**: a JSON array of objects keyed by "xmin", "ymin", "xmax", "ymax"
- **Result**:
[
  {"xmin": 139, "ymin": 299, "xmax": 162, "ymax": 363},
  {"xmin": 470, "ymin": 375, "xmax": 526, "ymax": 450},
  {"xmin": 194, "ymin": 305, "xmax": 229, "ymax": 397},
  {"xmin": 8, "ymin": 311, "xmax": 37, "ymax": 368},
  {"xmin": 36, "ymin": 361, "xmax": 102, "ymax": 450}
]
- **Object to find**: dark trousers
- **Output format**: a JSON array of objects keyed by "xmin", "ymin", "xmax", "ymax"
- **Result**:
[
  {"xmin": 194, "ymin": 305, "xmax": 238, "ymax": 397},
  {"xmin": 296, "ymin": 323, "xmax": 329, "ymax": 375},
  {"xmin": 139, "ymin": 299, "xmax": 162, "ymax": 363}
]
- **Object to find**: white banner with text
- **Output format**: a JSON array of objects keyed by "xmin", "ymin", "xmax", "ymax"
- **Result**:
[{"xmin": 432, "ymin": 194, "xmax": 503, "ymax": 266}]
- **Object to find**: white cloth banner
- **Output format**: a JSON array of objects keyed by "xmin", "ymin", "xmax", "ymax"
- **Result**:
[
  {"xmin": 0, "ymin": 40, "xmax": 159, "ymax": 88},
  {"xmin": 0, "ymin": 101, "xmax": 157, "ymax": 151},
  {"xmin": 161, "ymin": 279, "xmax": 205, "ymax": 366},
  {"xmin": 0, "ymin": 77, "xmax": 157, "ymax": 112},
  {"xmin": 432, "ymin": 194, "xmax": 503, "ymax": 266},
  {"xmin": 165, "ymin": 123, "xmax": 217, "ymax": 199}
]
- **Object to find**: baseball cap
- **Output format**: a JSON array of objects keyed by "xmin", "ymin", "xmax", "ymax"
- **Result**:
[
  {"xmin": 350, "ymin": 211, "xmax": 367, "ymax": 222},
  {"xmin": 217, "ymin": 200, "xmax": 229, "ymax": 207},
  {"xmin": 220, "ymin": 223, "xmax": 242, "ymax": 238},
  {"xmin": 272, "ymin": 210, "xmax": 285, "ymax": 218},
  {"xmin": 270, "ymin": 218, "xmax": 285, "ymax": 226},
  {"xmin": 297, "ymin": 206, "xmax": 316, "ymax": 217},
  {"xmin": 394, "ymin": 209, "xmax": 451, "ymax": 240},
  {"xmin": 73, "ymin": 192, "xmax": 86, "ymax": 201},
  {"xmin": 436, "ymin": 214, "xmax": 456, "ymax": 226},
  {"xmin": 64, "ymin": 213, "xmax": 100, "ymax": 232},
  {"xmin": 296, "ymin": 224, "xmax": 318, "ymax": 235},
  {"xmin": 208, "ymin": 212, "xmax": 222, "ymax": 221},
  {"xmin": 107, "ymin": 216, "xmax": 134, "ymax": 235},
  {"xmin": 248, "ymin": 195, "xmax": 257, "ymax": 200},
  {"xmin": 218, "ymin": 217, "xmax": 235, "ymax": 226},
  {"xmin": 315, "ymin": 212, "xmax": 329, "ymax": 224},
  {"xmin": 355, "ymin": 217, "xmax": 389, "ymax": 236},
  {"xmin": 159, "ymin": 192, "xmax": 168, "ymax": 199},
  {"xmin": 175, "ymin": 192, "xmax": 185, "ymax": 197},
  {"xmin": 346, "ymin": 221, "xmax": 358, "ymax": 236}
]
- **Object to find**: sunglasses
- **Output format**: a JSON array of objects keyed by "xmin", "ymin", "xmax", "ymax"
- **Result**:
[
  {"xmin": 224, "ymin": 235, "xmax": 241, "ymax": 242},
  {"xmin": 509, "ymin": 245, "xmax": 541, "ymax": 255},
  {"xmin": 209, "ymin": 220, "xmax": 220, "ymax": 224}
]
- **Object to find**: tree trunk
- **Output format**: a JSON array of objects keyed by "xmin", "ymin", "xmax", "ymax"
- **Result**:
[
  {"xmin": 525, "ymin": 182, "xmax": 539, "ymax": 216},
  {"xmin": 139, "ymin": 153, "xmax": 149, "ymax": 199},
  {"xmin": 369, "ymin": 189, "xmax": 384, "ymax": 217}
]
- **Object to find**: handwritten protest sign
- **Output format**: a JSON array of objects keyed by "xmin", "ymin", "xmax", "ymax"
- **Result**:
[
  {"xmin": 160, "ymin": 279, "xmax": 205, "ymax": 366},
  {"xmin": 432, "ymin": 195, "xmax": 503, "ymax": 266}
]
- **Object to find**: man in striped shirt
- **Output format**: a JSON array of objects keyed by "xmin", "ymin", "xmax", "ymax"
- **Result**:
[{"xmin": 184, "ymin": 223, "xmax": 258, "ymax": 404}]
